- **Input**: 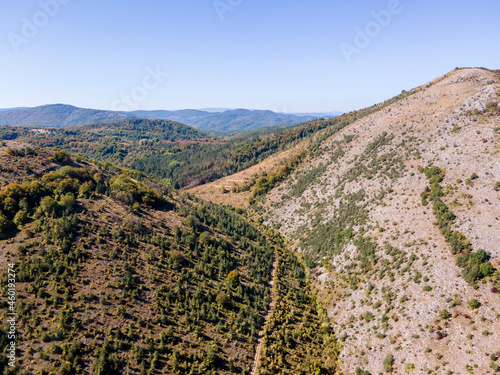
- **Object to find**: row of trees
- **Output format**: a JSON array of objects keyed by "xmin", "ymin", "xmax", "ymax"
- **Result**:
[{"xmin": 420, "ymin": 166, "xmax": 498, "ymax": 286}]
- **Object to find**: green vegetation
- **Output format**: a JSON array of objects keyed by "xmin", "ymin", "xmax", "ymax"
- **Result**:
[
  {"xmin": 383, "ymin": 353, "xmax": 394, "ymax": 372},
  {"xmin": 420, "ymin": 166, "xmax": 499, "ymax": 287},
  {"xmin": 0, "ymin": 146, "xmax": 340, "ymax": 374},
  {"xmin": 468, "ymin": 299, "xmax": 481, "ymax": 309},
  {"xmin": 248, "ymin": 152, "xmax": 306, "ymax": 204},
  {"xmin": 256, "ymin": 230, "xmax": 339, "ymax": 375},
  {"xmin": 439, "ymin": 309, "xmax": 451, "ymax": 319},
  {"xmin": 2, "ymin": 84, "xmax": 419, "ymax": 194},
  {"xmin": 0, "ymin": 149, "xmax": 276, "ymax": 374}
]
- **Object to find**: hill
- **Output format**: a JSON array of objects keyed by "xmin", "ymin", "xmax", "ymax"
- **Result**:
[
  {"xmin": 0, "ymin": 119, "xmax": 213, "ymax": 168},
  {"xmin": 0, "ymin": 144, "xmax": 338, "ymax": 374},
  {"xmin": 167, "ymin": 109, "xmax": 318, "ymax": 133},
  {"xmin": 1, "ymin": 114, "xmax": 351, "ymax": 191},
  {"xmin": 257, "ymin": 67, "xmax": 500, "ymax": 374},
  {"xmin": 0, "ymin": 105, "xmax": 333, "ymax": 133},
  {"xmin": 0, "ymin": 104, "xmax": 130, "ymax": 128}
]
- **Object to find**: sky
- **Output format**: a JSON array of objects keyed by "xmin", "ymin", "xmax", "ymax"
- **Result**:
[{"xmin": 0, "ymin": 0, "xmax": 499, "ymax": 113}]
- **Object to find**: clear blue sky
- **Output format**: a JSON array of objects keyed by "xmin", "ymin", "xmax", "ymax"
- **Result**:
[{"xmin": 0, "ymin": 0, "xmax": 498, "ymax": 113}]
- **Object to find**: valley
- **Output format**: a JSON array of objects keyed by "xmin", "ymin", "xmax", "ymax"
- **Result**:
[{"xmin": 0, "ymin": 67, "xmax": 499, "ymax": 375}]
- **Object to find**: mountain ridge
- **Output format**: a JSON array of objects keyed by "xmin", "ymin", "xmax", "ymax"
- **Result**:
[{"xmin": 0, "ymin": 104, "xmax": 340, "ymax": 133}]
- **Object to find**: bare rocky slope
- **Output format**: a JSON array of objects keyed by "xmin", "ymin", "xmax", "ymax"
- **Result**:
[{"xmin": 262, "ymin": 68, "xmax": 500, "ymax": 375}]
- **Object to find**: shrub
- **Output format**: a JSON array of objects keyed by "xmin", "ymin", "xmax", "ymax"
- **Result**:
[
  {"xmin": 59, "ymin": 193, "xmax": 76, "ymax": 213},
  {"xmin": 216, "ymin": 292, "xmax": 229, "ymax": 307},
  {"xmin": 405, "ymin": 363, "xmax": 415, "ymax": 371},
  {"xmin": 356, "ymin": 368, "xmax": 370, "ymax": 375},
  {"xmin": 13, "ymin": 210, "xmax": 29, "ymax": 226},
  {"xmin": 456, "ymin": 253, "xmax": 469, "ymax": 267},
  {"xmin": 37, "ymin": 196, "xmax": 60, "ymax": 217},
  {"xmin": 480, "ymin": 262, "xmax": 495, "ymax": 277},
  {"xmin": 383, "ymin": 354, "xmax": 394, "ymax": 372},
  {"xmin": 439, "ymin": 309, "xmax": 451, "ymax": 319},
  {"xmin": 468, "ymin": 299, "xmax": 480, "ymax": 309}
]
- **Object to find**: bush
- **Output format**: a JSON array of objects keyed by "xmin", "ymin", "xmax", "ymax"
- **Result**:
[
  {"xmin": 13, "ymin": 210, "xmax": 29, "ymax": 226},
  {"xmin": 462, "ymin": 264, "xmax": 480, "ymax": 284},
  {"xmin": 439, "ymin": 309, "xmax": 450, "ymax": 319},
  {"xmin": 468, "ymin": 299, "xmax": 480, "ymax": 309},
  {"xmin": 480, "ymin": 262, "xmax": 495, "ymax": 277},
  {"xmin": 356, "ymin": 368, "xmax": 370, "ymax": 375},
  {"xmin": 59, "ymin": 193, "xmax": 76, "ymax": 214},
  {"xmin": 383, "ymin": 354, "xmax": 394, "ymax": 372},
  {"xmin": 37, "ymin": 196, "xmax": 60, "ymax": 217},
  {"xmin": 216, "ymin": 292, "xmax": 229, "ymax": 307}
]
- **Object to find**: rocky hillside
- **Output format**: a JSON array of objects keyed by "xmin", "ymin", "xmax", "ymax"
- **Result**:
[{"xmin": 262, "ymin": 68, "xmax": 500, "ymax": 375}]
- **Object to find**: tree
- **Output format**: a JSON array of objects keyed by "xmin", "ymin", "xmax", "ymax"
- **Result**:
[
  {"xmin": 226, "ymin": 270, "xmax": 240, "ymax": 288},
  {"xmin": 0, "ymin": 214, "xmax": 15, "ymax": 236},
  {"xmin": 92, "ymin": 347, "xmax": 118, "ymax": 375},
  {"xmin": 13, "ymin": 210, "xmax": 29, "ymax": 227},
  {"xmin": 216, "ymin": 292, "xmax": 229, "ymax": 307},
  {"xmin": 37, "ymin": 196, "xmax": 60, "ymax": 217},
  {"xmin": 51, "ymin": 150, "xmax": 72, "ymax": 165},
  {"xmin": 78, "ymin": 181, "xmax": 95, "ymax": 198},
  {"xmin": 59, "ymin": 193, "xmax": 76, "ymax": 214},
  {"xmin": 199, "ymin": 231, "xmax": 212, "ymax": 245}
]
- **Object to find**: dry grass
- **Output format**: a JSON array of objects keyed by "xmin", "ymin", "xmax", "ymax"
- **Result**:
[{"xmin": 184, "ymin": 139, "xmax": 310, "ymax": 208}]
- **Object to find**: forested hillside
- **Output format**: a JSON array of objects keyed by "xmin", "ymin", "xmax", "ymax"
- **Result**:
[
  {"xmin": 0, "ymin": 104, "xmax": 130, "ymax": 128},
  {"xmin": 0, "ymin": 144, "xmax": 275, "ymax": 374},
  {"xmin": 0, "ymin": 119, "xmax": 214, "ymax": 168},
  {"xmin": 1, "ymin": 90, "xmax": 414, "ymax": 193},
  {"xmin": 0, "ymin": 142, "xmax": 341, "ymax": 374},
  {"xmin": 131, "ymin": 109, "xmax": 321, "ymax": 133},
  {"xmin": 0, "ymin": 105, "xmax": 323, "ymax": 133}
]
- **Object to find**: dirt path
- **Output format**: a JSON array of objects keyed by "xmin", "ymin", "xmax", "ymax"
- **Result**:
[{"xmin": 250, "ymin": 255, "xmax": 278, "ymax": 375}]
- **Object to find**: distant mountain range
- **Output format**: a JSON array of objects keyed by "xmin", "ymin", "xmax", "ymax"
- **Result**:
[{"xmin": 0, "ymin": 104, "xmax": 342, "ymax": 133}]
